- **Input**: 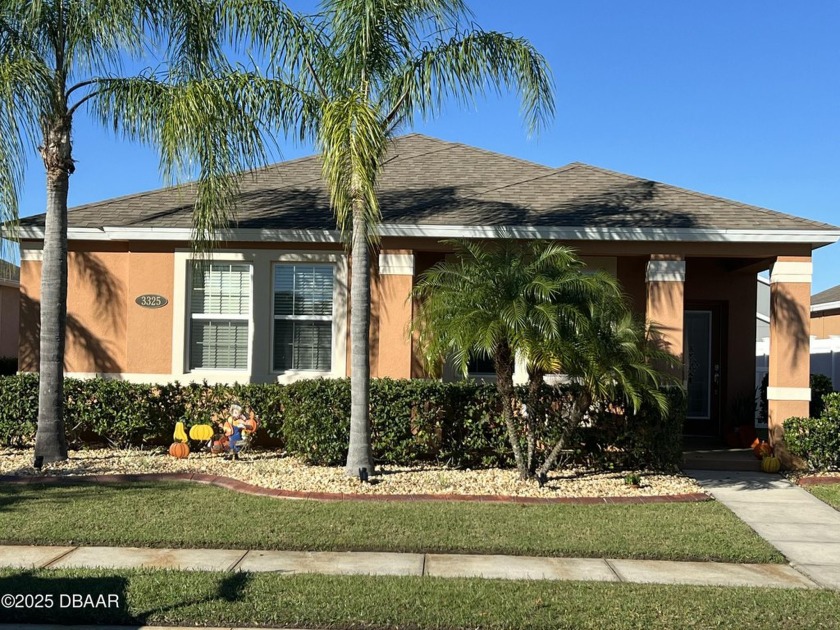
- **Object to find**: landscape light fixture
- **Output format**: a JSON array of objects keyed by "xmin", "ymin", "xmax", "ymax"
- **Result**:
[
  {"xmin": 33, "ymin": 456, "xmax": 43, "ymax": 471},
  {"xmin": 359, "ymin": 467, "xmax": 369, "ymax": 483},
  {"xmin": 537, "ymin": 472, "xmax": 548, "ymax": 488}
]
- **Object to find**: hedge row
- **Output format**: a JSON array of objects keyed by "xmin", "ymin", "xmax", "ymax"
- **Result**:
[
  {"xmin": 784, "ymin": 392, "xmax": 840, "ymax": 471},
  {"xmin": 0, "ymin": 375, "xmax": 684, "ymax": 470}
]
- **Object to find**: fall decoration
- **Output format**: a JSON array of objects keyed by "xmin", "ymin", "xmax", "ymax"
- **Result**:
[
  {"xmin": 173, "ymin": 421, "xmax": 188, "ymax": 444},
  {"xmin": 169, "ymin": 442, "xmax": 190, "ymax": 459},
  {"xmin": 189, "ymin": 424, "xmax": 214, "ymax": 441},
  {"xmin": 761, "ymin": 455, "xmax": 781, "ymax": 473}
]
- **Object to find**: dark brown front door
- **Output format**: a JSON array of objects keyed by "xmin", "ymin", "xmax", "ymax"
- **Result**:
[{"xmin": 684, "ymin": 304, "xmax": 725, "ymax": 436}]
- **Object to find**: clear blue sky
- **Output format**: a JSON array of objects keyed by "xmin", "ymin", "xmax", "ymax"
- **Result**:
[{"xmin": 15, "ymin": 0, "xmax": 840, "ymax": 291}]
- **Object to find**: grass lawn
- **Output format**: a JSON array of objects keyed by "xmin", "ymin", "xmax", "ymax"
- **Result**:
[
  {"xmin": 0, "ymin": 568, "xmax": 838, "ymax": 629},
  {"xmin": 0, "ymin": 481, "xmax": 783, "ymax": 563},
  {"xmin": 807, "ymin": 483, "xmax": 840, "ymax": 511}
]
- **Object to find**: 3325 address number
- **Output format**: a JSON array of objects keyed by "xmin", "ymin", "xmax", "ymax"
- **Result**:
[{"xmin": 135, "ymin": 294, "xmax": 169, "ymax": 309}]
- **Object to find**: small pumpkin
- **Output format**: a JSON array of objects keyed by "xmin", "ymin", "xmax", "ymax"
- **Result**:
[
  {"xmin": 169, "ymin": 442, "xmax": 190, "ymax": 459},
  {"xmin": 189, "ymin": 424, "xmax": 214, "ymax": 441},
  {"xmin": 761, "ymin": 455, "xmax": 781, "ymax": 473}
]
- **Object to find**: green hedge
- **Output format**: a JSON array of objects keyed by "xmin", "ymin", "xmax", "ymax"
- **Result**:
[
  {"xmin": 784, "ymin": 392, "xmax": 840, "ymax": 471},
  {"xmin": 0, "ymin": 375, "xmax": 682, "ymax": 471}
]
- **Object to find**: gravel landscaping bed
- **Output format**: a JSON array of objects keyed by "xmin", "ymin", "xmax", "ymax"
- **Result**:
[{"xmin": 0, "ymin": 448, "xmax": 703, "ymax": 498}]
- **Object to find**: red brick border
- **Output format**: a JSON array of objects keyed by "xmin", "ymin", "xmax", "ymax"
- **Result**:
[
  {"xmin": 796, "ymin": 475, "xmax": 840, "ymax": 487},
  {"xmin": 0, "ymin": 473, "xmax": 710, "ymax": 505}
]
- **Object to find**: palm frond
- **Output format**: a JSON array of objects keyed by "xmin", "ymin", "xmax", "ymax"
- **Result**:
[
  {"xmin": 382, "ymin": 29, "xmax": 554, "ymax": 133},
  {"xmin": 318, "ymin": 91, "xmax": 386, "ymax": 239}
]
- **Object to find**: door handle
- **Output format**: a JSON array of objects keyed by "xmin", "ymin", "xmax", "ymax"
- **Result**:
[{"xmin": 713, "ymin": 364, "xmax": 720, "ymax": 386}]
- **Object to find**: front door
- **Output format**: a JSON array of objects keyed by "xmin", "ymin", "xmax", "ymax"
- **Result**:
[{"xmin": 684, "ymin": 305, "xmax": 724, "ymax": 435}]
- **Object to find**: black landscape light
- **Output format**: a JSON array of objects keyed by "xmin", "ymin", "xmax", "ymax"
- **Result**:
[
  {"xmin": 537, "ymin": 472, "xmax": 548, "ymax": 487},
  {"xmin": 33, "ymin": 455, "xmax": 43, "ymax": 471},
  {"xmin": 358, "ymin": 467, "xmax": 369, "ymax": 483}
]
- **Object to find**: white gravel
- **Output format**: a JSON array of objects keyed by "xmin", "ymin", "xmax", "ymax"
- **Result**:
[{"xmin": 0, "ymin": 447, "xmax": 705, "ymax": 499}]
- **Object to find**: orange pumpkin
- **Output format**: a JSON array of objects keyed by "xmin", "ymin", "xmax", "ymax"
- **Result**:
[{"xmin": 169, "ymin": 442, "xmax": 190, "ymax": 459}]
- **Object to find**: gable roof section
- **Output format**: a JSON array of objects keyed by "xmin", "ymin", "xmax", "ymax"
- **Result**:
[
  {"xmin": 16, "ymin": 134, "xmax": 840, "ymax": 244},
  {"xmin": 812, "ymin": 284, "xmax": 840, "ymax": 311}
]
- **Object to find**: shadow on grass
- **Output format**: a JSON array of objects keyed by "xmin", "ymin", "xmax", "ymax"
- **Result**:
[
  {"xmin": 0, "ymin": 480, "xmax": 164, "ymax": 511},
  {"xmin": 0, "ymin": 570, "xmax": 254, "ymax": 625},
  {"xmin": 0, "ymin": 572, "xmax": 134, "ymax": 624}
]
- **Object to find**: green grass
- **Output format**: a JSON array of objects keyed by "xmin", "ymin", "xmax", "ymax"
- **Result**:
[
  {"xmin": 807, "ymin": 483, "xmax": 840, "ymax": 511},
  {"xmin": 0, "ymin": 481, "xmax": 783, "ymax": 562},
  {"xmin": 0, "ymin": 568, "xmax": 838, "ymax": 629}
]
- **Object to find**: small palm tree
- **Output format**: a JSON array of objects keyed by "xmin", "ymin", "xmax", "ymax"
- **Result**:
[
  {"xmin": 528, "ymin": 297, "xmax": 680, "ymax": 478},
  {"xmin": 412, "ymin": 240, "xmax": 610, "ymax": 479},
  {"xmin": 0, "ymin": 0, "xmax": 309, "ymax": 463},
  {"xmin": 267, "ymin": 0, "xmax": 555, "ymax": 475}
]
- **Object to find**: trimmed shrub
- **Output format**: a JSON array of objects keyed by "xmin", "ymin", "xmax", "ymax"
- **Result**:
[
  {"xmin": 784, "ymin": 392, "xmax": 840, "ymax": 471},
  {"xmin": 0, "ymin": 375, "xmax": 684, "ymax": 471}
]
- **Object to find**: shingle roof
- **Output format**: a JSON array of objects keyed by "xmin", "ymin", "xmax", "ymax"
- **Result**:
[
  {"xmin": 18, "ymin": 134, "xmax": 839, "ymax": 233},
  {"xmin": 812, "ymin": 284, "xmax": 840, "ymax": 305}
]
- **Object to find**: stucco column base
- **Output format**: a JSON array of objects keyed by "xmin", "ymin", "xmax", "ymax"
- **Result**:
[{"xmin": 768, "ymin": 400, "xmax": 809, "ymax": 471}]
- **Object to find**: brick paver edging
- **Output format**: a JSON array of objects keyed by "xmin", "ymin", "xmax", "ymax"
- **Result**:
[
  {"xmin": 0, "ymin": 473, "xmax": 710, "ymax": 505},
  {"xmin": 796, "ymin": 475, "xmax": 840, "ymax": 486}
]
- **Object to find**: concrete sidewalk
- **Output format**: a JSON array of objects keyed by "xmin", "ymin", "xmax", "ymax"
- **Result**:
[
  {"xmin": 686, "ymin": 470, "xmax": 840, "ymax": 590},
  {"xmin": 0, "ymin": 544, "xmax": 819, "ymax": 589}
]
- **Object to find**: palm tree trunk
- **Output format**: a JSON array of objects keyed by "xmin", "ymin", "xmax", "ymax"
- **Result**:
[
  {"xmin": 494, "ymin": 341, "xmax": 527, "ymax": 480},
  {"xmin": 525, "ymin": 368, "xmax": 544, "ymax": 476},
  {"xmin": 344, "ymin": 206, "xmax": 373, "ymax": 476},
  {"xmin": 34, "ymin": 117, "xmax": 73, "ymax": 464},
  {"xmin": 536, "ymin": 393, "xmax": 590, "ymax": 477}
]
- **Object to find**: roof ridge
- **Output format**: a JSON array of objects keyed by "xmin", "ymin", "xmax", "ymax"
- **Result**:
[{"xmin": 563, "ymin": 162, "xmax": 840, "ymax": 230}]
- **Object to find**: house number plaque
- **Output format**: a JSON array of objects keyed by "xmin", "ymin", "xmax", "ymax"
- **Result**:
[{"xmin": 135, "ymin": 294, "xmax": 169, "ymax": 309}]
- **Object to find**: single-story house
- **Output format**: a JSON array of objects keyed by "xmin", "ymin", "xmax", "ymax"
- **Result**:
[
  {"xmin": 13, "ymin": 134, "xmax": 840, "ymax": 441},
  {"xmin": 0, "ymin": 260, "xmax": 19, "ymax": 361},
  {"xmin": 811, "ymin": 284, "xmax": 840, "ymax": 339}
]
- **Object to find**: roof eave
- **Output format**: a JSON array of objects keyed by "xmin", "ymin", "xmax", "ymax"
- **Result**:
[{"xmin": 12, "ymin": 224, "xmax": 840, "ymax": 246}]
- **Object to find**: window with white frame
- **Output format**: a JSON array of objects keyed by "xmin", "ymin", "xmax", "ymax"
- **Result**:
[
  {"xmin": 189, "ymin": 262, "xmax": 251, "ymax": 370},
  {"xmin": 273, "ymin": 263, "xmax": 334, "ymax": 372}
]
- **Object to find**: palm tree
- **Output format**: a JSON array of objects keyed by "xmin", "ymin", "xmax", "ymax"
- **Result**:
[
  {"xmin": 411, "ymin": 240, "xmax": 611, "ymax": 479},
  {"xmin": 527, "ymin": 297, "xmax": 679, "ymax": 478},
  {"xmin": 267, "ymin": 0, "xmax": 555, "ymax": 475},
  {"xmin": 0, "ymin": 0, "xmax": 309, "ymax": 463}
]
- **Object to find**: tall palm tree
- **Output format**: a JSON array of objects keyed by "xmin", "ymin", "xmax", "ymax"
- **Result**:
[
  {"xmin": 0, "ymin": 0, "xmax": 308, "ymax": 463},
  {"xmin": 411, "ymin": 240, "xmax": 609, "ymax": 479},
  {"xmin": 266, "ymin": 0, "xmax": 555, "ymax": 475}
]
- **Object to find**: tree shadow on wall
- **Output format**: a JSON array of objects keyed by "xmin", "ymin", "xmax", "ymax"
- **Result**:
[
  {"xmin": 19, "ymin": 251, "xmax": 124, "ymax": 374},
  {"xmin": 19, "ymin": 293, "xmax": 121, "ymax": 374}
]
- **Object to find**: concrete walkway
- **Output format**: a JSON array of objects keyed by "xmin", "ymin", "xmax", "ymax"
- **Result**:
[
  {"xmin": 0, "ymin": 544, "xmax": 818, "ymax": 589},
  {"xmin": 686, "ymin": 470, "xmax": 840, "ymax": 590}
]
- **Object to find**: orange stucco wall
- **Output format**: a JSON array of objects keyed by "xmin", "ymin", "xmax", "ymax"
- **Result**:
[
  {"xmin": 811, "ymin": 310, "xmax": 840, "ymax": 339},
  {"xmin": 0, "ymin": 283, "xmax": 19, "ymax": 358},
  {"xmin": 20, "ymin": 244, "xmax": 175, "ymax": 375}
]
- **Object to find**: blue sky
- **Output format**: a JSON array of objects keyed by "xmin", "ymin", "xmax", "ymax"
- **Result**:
[{"xmin": 15, "ymin": 0, "xmax": 840, "ymax": 291}]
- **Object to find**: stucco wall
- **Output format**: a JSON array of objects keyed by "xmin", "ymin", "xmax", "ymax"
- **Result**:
[
  {"xmin": 0, "ymin": 282, "xmax": 19, "ymax": 358},
  {"xmin": 812, "ymin": 309, "xmax": 840, "ymax": 339}
]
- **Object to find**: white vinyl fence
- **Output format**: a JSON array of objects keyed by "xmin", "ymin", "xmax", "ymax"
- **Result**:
[{"xmin": 756, "ymin": 337, "xmax": 840, "ymax": 422}]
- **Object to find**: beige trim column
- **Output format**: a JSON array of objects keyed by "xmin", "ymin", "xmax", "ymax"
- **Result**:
[
  {"xmin": 645, "ymin": 255, "xmax": 686, "ymax": 369},
  {"xmin": 768, "ymin": 256, "xmax": 812, "ymax": 461},
  {"xmin": 374, "ymin": 250, "xmax": 414, "ymax": 379}
]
